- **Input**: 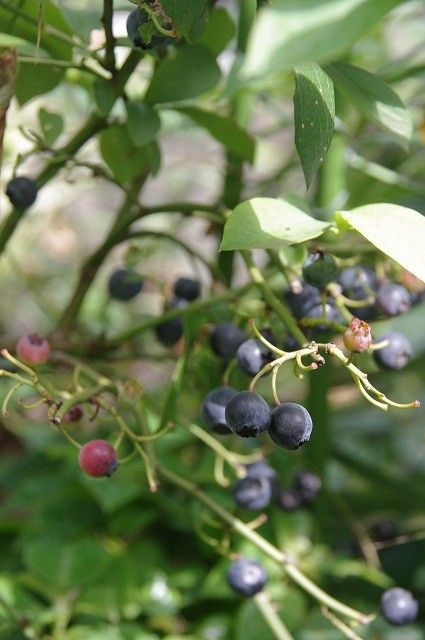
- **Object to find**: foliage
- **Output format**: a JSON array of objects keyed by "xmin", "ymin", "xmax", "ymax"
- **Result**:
[{"xmin": 0, "ymin": 1, "xmax": 424, "ymax": 639}]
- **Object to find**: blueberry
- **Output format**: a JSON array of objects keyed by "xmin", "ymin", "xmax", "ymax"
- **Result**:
[
  {"xmin": 278, "ymin": 488, "xmax": 304, "ymax": 512},
  {"xmin": 227, "ymin": 557, "xmax": 267, "ymax": 597},
  {"xmin": 303, "ymin": 301, "xmax": 341, "ymax": 332},
  {"xmin": 173, "ymin": 277, "xmax": 200, "ymax": 302},
  {"xmin": 126, "ymin": 7, "xmax": 174, "ymax": 49},
  {"xmin": 210, "ymin": 323, "xmax": 245, "ymax": 361},
  {"xmin": 381, "ymin": 587, "xmax": 418, "ymax": 626},
  {"xmin": 236, "ymin": 339, "xmax": 272, "ymax": 376},
  {"xmin": 6, "ymin": 176, "xmax": 38, "ymax": 209},
  {"xmin": 155, "ymin": 297, "xmax": 187, "ymax": 347},
  {"xmin": 108, "ymin": 267, "xmax": 143, "ymax": 301},
  {"xmin": 268, "ymin": 403, "xmax": 313, "ymax": 450},
  {"xmin": 200, "ymin": 386, "xmax": 237, "ymax": 435},
  {"xmin": 283, "ymin": 336, "xmax": 301, "ymax": 351},
  {"xmin": 294, "ymin": 470, "xmax": 321, "ymax": 503},
  {"xmin": 371, "ymin": 520, "xmax": 396, "ymax": 541},
  {"xmin": 338, "ymin": 265, "xmax": 378, "ymax": 297},
  {"xmin": 245, "ymin": 460, "xmax": 278, "ymax": 487},
  {"xmin": 302, "ymin": 252, "xmax": 338, "ymax": 290},
  {"xmin": 284, "ymin": 283, "xmax": 321, "ymax": 319},
  {"xmin": 225, "ymin": 391, "xmax": 271, "ymax": 438},
  {"xmin": 373, "ymin": 332, "xmax": 412, "ymax": 370},
  {"xmin": 376, "ymin": 283, "xmax": 411, "ymax": 317},
  {"xmin": 232, "ymin": 475, "xmax": 272, "ymax": 510}
]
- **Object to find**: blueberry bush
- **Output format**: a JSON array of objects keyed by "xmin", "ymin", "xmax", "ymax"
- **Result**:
[{"xmin": 0, "ymin": 1, "xmax": 424, "ymax": 639}]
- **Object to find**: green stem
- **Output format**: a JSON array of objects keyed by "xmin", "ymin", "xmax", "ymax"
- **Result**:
[
  {"xmin": 241, "ymin": 250, "xmax": 307, "ymax": 345},
  {"xmin": 254, "ymin": 591, "xmax": 295, "ymax": 640},
  {"xmin": 306, "ymin": 359, "xmax": 332, "ymax": 472},
  {"xmin": 101, "ymin": 0, "xmax": 116, "ymax": 74}
]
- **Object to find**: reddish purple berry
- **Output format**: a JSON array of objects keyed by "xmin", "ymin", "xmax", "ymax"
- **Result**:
[
  {"xmin": 78, "ymin": 439, "xmax": 118, "ymax": 477},
  {"xmin": 63, "ymin": 405, "xmax": 83, "ymax": 423},
  {"xmin": 343, "ymin": 318, "xmax": 372, "ymax": 353},
  {"xmin": 16, "ymin": 334, "xmax": 50, "ymax": 366}
]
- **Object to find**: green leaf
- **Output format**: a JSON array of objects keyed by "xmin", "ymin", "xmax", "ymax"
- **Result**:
[
  {"xmin": 15, "ymin": 61, "xmax": 65, "ymax": 103},
  {"xmin": 220, "ymin": 197, "xmax": 330, "ymax": 251},
  {"xmin": 159, "ymin": 0, "xmax": 208, "ymax": 36},
  {"xmin": 242, "ymin": 0, "xmax": 403, "ymax": 80},
  {"xmin": 337, "ymin": 203, "xmax": 425, "ymax": 282},
  {"xmin": 126, "ymin": 102, "xmax": 161, "ymax": 148},
  {"xmin": 38, "ymin": 108, "xmax": 64, "ymax": 146},
  {"xmin": 93, "ymin": 79, "xmax": 116, "ymax": 117},
  {"xmin": 145, "ymin": 45, "xmax": 221, "ymax": 105},
  {"xmin": 326, "ymin": 61, "xmax": 412, "ymax": 146},
  {"xmin": 197, "ymin": 7, "xmax": 235, "ymax": 55},
  {"xmin": 0, "ymin": 0, "xmax": 73, "ymax": 60},
  {"xmin": 293, "ymin": 63, "xmax": 335, "ymax": 189},
  {"xmin": 99, "ymin": 125, "xmax": 160, "ymax": 183},
  {"xmin": 175, "ymin": 107, "xmax": 255, "ymax": 161},
  {"xmin": 24, "ymin": 539, "xmax": 111, "ymax": 591}
]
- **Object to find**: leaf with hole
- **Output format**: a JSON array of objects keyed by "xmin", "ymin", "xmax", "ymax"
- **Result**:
[{"xmin": 294, "ymin": 63, "xmax": 335, "ymax": 189}]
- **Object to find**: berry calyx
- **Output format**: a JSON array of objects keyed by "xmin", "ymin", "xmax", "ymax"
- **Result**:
[
  {"xmin": 16, "ymin": 334, "xmax": 50, "ymax": 366},
  {"xmin": 268, "ymin": 402, "xmax": 313, "ymax": 450},
  {"xmin": 373, "ymin": 332, "xmax": 412, "ymax": 370},
  {"xmin": 380, "ymin": 587, "xmax": 418, "ymax": 626},
  {"xmin": 200, "ymin": 386, "xmax": 237, "ymax": 435},
  {"xmin": 6, "ymin": 176, "xmax": 38, "ymax": 209},
  {"xmin": 108, "ymin": 267, "xmax": 143, "ymax": 301},
  {"xmin": 232, "ymin": 475, "xmax": 272, "ymax": 510},
  {"xmin": 343, "ymin": 317, "xmax": 372, "ymax": 353},
  {"xmin": 173, "ymin": 277, "xmax": 200, "ymax": 302},
  {"xmin": 302, "ymin": 252, "xmax": 338, "ymax": 290},
  {"xmin": 225, "ymin": 391, "xmax": 271, "ymax": 438},
  {"xmin": 376, "ymin": 283, "xmax": 411, "ymax": 317},
  {"xmin": 210, "ymin": 323, "xmax": 245, "ymax": 361},
  {"xmin": 227, "ymin": 557, "xmax": 267, "ymax": 597},
  {"xmin": 78, "ymin": 440, "xmax": 118, "ymax": 477}
]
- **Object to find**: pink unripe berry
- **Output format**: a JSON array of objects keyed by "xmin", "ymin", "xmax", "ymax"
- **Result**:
[
  {"xmin": 16, "ymin": 334, "xmax": 51, "ymax": 365},
  {"xmin": 343, "ymin": 318, "xmax": 372, "ymax": 353},
  {"xmin": 63, "ymin": 405, "xmax": 83, "ymax": 423},
  {"xmin": 78, "ymin": 439, "xmax": 118, "ymax": 477}
]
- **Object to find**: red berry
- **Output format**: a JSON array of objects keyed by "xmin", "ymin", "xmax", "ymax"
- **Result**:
[
  {"xmin": 63, "ymin": 405, "xmax": 83, "ymax": 423},
  {"xmin": 343, "ymin": 318, "xmax": 372, "ymax": 353},
  {"xmin": 16, "ymin": 334, "xmax": 51, "ymax": 365},
  {"xmin": 78, "ymin": 440, "xmax": 118, "ymax": 477}
]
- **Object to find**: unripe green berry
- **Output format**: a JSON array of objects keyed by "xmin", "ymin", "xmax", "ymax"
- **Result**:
[{"xmin": 302, "ymin": 252, "xmax": 338, "ymax": 290}]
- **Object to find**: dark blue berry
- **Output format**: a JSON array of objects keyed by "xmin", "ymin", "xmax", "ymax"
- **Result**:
[
  {"xmin": 225, "ymin": 391, "xmax": 271, "ymax": 438},
  {"xmin": 371, "ymin": 520, "xmax": 396, "ymax": 541},
  {"xmin": 173, "ymin": 277, "xmax": 200, "ymax": 302},
  {"xmin": 245, "ymin": 460, "xmax": 278, "ymax": 487},
  {"xmin": 232, "ymin": 475, "xmax": 272, "ymax": 510},
  {"xmin": 376, "ymin": 283, "xmax": 411, "ymax": 317},
  {"xmin": 294, "ymin": 470, "xmax": 321, "ymax": 503},
  {"xmin": 126, "ymin": 7, "xmax": 174, "ymax": 50},
  {"xmin": 210, "ymin": 323, "xmax": 245, "ymax": 361},
  {"xmin": 108, "ymin": 268, "xmax": 143, "ymax": 301},
  {"xmin": 302, "ymin": 252, "xmax": 338, "ymax": 290},
  {"xmin": 155, "ymin": 297, "xmax": 187, "ymax": 347},
  {"xmin": 338, "ymin": 265, "xmax": 378, "ymax": 297},
  {"xmin": 6, "ymin": 176, "xmax": 38, "ymax": 209},
  {"xmin": 381, "ymin": 587, "xmax": 418, "ymax": 626},
  {"xmin": 278, "ymin": 488, "xmax": 304, "ymax": 512},
  {"xmin": 284, "ymin": 283, "xmax": 321, "ymax": 319},
  {"xmin": 236, "ymin": 339, "xmax": 272, "ymax": 376},
  {"xmin": 268, "ymin": 403, "xmax": 313, "ymax": 450},
  {"xmin": 200, "ymin": 386, "xmax": 237, "ymax": 435},
  {"xmin": 373, "ymin": 332, "xmax": 412, "ymax": 370},
  {"xmin": 303, "ymin": 301, "xmax": 341, "ymax": 332},
  {"xmin": 283, "ymin": 336, "xmax": 301, "ymax": 351},
  {"xmin": 227, "ymin": 557, "xmax": 267, "ymax": 596}
]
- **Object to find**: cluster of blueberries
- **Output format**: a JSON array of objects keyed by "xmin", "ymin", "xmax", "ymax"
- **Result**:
[
  {"xmin": 232, "ymin": 460, "xmax": 321, "ymax": 513},
  {"xmin": 285, "ymin": 252, "xmax": 419, "ymax": 370},
  {"xmin": 108, "ymin": 267, "xmax": 201, "ymax": 347}
]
